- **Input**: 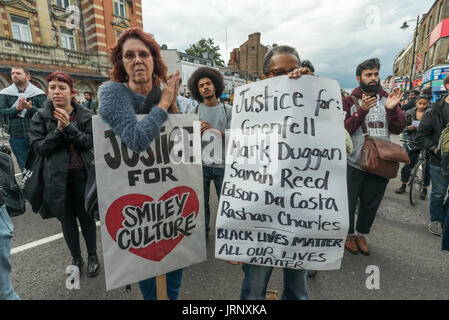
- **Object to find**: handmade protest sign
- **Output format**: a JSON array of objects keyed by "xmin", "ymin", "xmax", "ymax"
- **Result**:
[
  {"xmin": 215, "ymin": 75, "xmax": 349, "ymax": 270},
  {"xmin": 93, "ymin": 115, "xmax": 206, "ymax": 291}
]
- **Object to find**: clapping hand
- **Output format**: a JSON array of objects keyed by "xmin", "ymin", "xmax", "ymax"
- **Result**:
[
  {"xmin": 361, "ymin": 94, "xmax": 377, "ymax": 111},
  {"xmin": 53, "ymin": 108, "xmax": 70, "ymax": 131},
  {"xmin": 386, "ymin": 88, "xmax": 404, "ymax": 110},
  {"xmin": 160, "ymin": 70, "xmax": 180, "ymax": 111},
  {"xmin": 16, "ymin": 98, "xmax": 32, "ymax": 111},
  {"xmin": 169, "ymin": 71, "xmax": 180, "ymax": 113},
  {"xmin": 23, "ymin": 99, "xmax": 32, "ymax": 110},
  {"xmin": 16, "ymin": 98, "xmax": 25, "ymax": 111}
]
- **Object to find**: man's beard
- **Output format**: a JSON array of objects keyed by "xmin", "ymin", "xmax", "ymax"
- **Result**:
[
  {"xmin": 360, "ymin": 80, "xmax": 380, "ymax": 93},
  {"xmin": 13, "ymin": 78, "xmax": 26, "ymax": 87},
  {"xmin": 202, "ymin": 92, "xmax": 215, "ymax": 100}
]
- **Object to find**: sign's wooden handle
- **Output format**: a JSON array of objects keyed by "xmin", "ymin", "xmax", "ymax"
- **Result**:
[{"xmin": 156, "ymin": 274, "xmax": 168, "ymax": 300}]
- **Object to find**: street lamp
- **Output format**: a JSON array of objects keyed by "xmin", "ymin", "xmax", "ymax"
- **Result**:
[
  {"xmin": 401, "ymin": 15, "xmax": 420, "ymax": 91},
  {"xmin": 400, "ymin": 21, "xmax": 410, "ymax": 30}
]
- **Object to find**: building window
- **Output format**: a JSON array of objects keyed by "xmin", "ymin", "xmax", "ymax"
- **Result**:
[
  {"xmin": 430, "ymin": 45, "xmax": 436, "ymax": 66},
  {"xmin": 438, "ymin": 3, "xmax": 444, "ymax": 22},
  {"xmin": 60, "ymin": 27, "xmax": 76, "ymax": 50},
  {"xmin": 424, "ymin": 52, "xmax": 428, "ymax": 69},
  {"xmin": 11, "ymin": 15, "xmax": 32, "ymax": 42},
  {"xmin": 56, "ymin": 0, "xmax": 70, "ymax": 8},
  {"xmin": 114, "ymin": 0, "xmax": 126, "ymax": 18},
  {"xmin": 428, "ymin": 16, "xmax": 433, "ymax": 35}
]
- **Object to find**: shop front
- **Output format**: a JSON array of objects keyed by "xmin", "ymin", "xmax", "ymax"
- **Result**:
[{"xmin": 421, "ymin": 65, "xmax": 449, "ymax": 102}]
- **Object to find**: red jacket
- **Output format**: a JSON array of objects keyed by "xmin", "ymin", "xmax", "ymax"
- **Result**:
[{"xmin": 343, "ymin": 86, "xmax": 406, "ymax": 135}]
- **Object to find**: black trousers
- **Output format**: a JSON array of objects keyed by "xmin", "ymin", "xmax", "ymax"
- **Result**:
[
  {"xmin": 347, "ymin": 164, "xmax": 389, "ymax": 235},
  {"xmin": 400, "ymin": 148, "xmax": 430, "ymax": 186},
  {"xmin": 61, "ymin": 170, "xmax": 97, "ymax": 259}
]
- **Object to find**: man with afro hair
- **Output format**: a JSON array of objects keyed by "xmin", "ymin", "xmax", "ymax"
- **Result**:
[{"xmin": 188, "ymin": 67, "xmax": 232, "ymax": 237}]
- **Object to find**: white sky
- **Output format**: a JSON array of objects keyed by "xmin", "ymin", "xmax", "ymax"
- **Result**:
[{"xmin": 142, "ymin": 0, "xmax": 435, "ymax": 90}]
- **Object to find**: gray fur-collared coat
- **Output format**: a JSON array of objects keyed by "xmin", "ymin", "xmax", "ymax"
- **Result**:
[{"xmin": 97, "ymin": 82, "xmax": 168, "ymax": 153}]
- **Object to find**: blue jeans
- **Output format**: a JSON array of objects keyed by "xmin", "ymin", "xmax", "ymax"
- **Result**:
[
  {"xmin": 203, "ymin": 166, "xmax": 225, "ymax": 234},
  {"xmin": 429, "ymin": 165, "xmax": 449, "ymax": 223},
  {"xmin": 0, "ymin": 205, "xmax": 20, "ymax": 300},
  {"xmin": 138, "ymin": 269, "xmax": 183, "ymax": 300},
  {"xmin": 240, "ymin": 264, "xmax": 308, "ymax": 300},
  {"xmin": 9, "ymin": 137, "xmax": 29, "ymax": 172}
]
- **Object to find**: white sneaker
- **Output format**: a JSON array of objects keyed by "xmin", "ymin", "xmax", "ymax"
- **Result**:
[{"xmin": 428, "ymin": 221, "xmax": 443, "ymax": 236}]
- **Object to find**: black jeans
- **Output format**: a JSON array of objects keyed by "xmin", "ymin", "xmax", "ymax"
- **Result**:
[
  {"xmin": 61, "ymin": 169, "xmax": 97, "ymax": 259},
  {"xmin": 202, "ymin": 166, "xmax": 225, "ymax": 234},
  {"xmin": 400, "ymin": 148, "xmax": 430, "ymax": 186},
  {"xmin": 347, "ymin": 165, "xmax": 389, "ymax": 234}
]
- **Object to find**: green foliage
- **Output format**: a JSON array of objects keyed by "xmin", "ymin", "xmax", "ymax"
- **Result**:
[{"xmin": 185, "ymin": 38, "xmax": 225, "ymax": 67}]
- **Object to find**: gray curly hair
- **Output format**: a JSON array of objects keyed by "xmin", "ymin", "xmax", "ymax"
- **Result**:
[{"xmin": 262, "ymin": 45, "xmax": 301, "ymax": 76}]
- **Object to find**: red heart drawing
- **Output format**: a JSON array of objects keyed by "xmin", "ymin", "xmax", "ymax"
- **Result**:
[{"xmin": 105, "ymin": 186, "xmax": 199, "ymax": 262}]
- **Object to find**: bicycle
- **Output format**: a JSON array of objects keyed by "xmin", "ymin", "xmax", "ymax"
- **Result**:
[{"xmin": 401, "ymin": 139, "xmax": 430, "ymax": 206}]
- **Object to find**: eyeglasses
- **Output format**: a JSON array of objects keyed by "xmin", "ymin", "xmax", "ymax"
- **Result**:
[
  {"xmin": 122, "ymin": 51, "xmax": 152, "ymax": 62},
  {"xmin": 267, "ymin": 67, "xmax": 298, "ymax": 77},
  {"xmin": 419, "ymin": 94, "xmax": 432, "ymax": 101}
]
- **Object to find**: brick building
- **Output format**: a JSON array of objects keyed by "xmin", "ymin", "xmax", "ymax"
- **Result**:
[
  {"xmin": 393, "ymin": 0, "xmax": 449, "ymax": 99},
  {"xmin": 0, "ymin": 0, "xmax": 142, "ymax": 102},
  {"xmin": 228, "ymin": 32, "xmax": 268, "ymax": 81}
]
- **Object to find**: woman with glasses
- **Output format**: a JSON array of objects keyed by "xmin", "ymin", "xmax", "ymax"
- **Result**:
[{"xmin": 97, "ymin": 28, "xmax": 182, "ymax": 300}]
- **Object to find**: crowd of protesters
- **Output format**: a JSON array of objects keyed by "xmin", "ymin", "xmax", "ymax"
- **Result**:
[{"xmin": 0, "ymin": 27, "xmax": 448, "ymax": 301}]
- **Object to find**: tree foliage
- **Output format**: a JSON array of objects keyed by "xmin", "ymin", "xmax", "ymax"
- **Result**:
[{"xmin": 185, "ymin": 38, "xmax": 225, "ymax": 67}]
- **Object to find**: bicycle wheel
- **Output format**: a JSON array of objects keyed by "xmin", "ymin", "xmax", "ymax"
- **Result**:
[{"xmin": 409, "ymin": 159, "xmax": 424, "ymax": 206}]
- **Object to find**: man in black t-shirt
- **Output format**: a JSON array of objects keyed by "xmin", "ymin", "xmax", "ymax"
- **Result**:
[{"xmin": 416, "ymin": 75, "xmax": 449, "ymax": 236}]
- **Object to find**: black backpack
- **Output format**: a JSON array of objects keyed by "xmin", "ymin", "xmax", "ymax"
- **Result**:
[{"xmin": 0, "ymin": 145, "xmax": 25, "ymax": 217}]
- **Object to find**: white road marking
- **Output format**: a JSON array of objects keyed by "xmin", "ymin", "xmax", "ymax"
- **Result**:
[
  {"xmin": 11, "ymin": 221, "xmax": 101, "ymax": 255},
  {"xmin": 11, "ymin": 233, "xmax": 64, "ymax": 255}
]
